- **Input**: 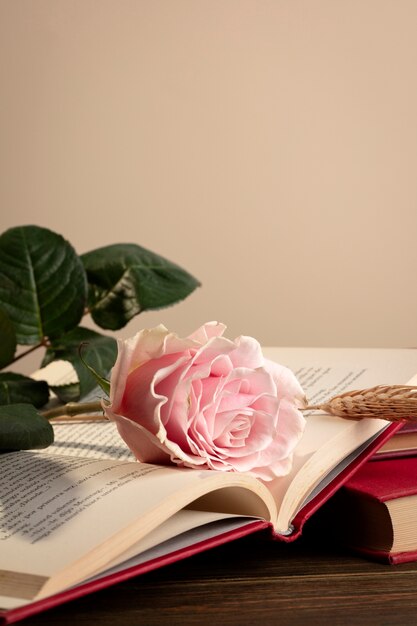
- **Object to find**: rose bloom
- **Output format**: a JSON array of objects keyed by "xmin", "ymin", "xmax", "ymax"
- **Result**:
[{"xmin": 104, "ymin": 322, "xmax": 306, "ymax": 481}]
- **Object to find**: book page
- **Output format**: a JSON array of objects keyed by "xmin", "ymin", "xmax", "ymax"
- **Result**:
[
  {"xmin": 42, "ymin": 421, "xmax": 135, "ymax": 461},
  {"xmin": 93, "ymin": 511, "xmax": 257, "ymax": 580},
  {"xmin": 262, "ymin": 347, "xmax": 417, "ymax": 533},
  {"xmin": 0, "ymin": 451, "xmax": 276, "ymax": 604},
  {"xmin": 97, "ymin": 509, "xmax": 254, "ymax": 572}
]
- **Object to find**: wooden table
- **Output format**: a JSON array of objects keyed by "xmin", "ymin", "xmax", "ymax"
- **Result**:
[{"xmin": 22, "ymin": 527, "xmax": 417, "ymax": 626}]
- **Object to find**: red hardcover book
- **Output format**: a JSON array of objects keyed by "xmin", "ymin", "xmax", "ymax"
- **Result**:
[
  {"xmin": 1, "ymin": 347, "xmax": 416, "ymax": 623},
  {"xmin": 316, "ymin": 456, "xmax": 417, "ymax": 564}
]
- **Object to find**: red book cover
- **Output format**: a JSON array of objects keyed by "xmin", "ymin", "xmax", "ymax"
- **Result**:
[{"xmin": 344, "ymin": 456, "xmax": 417, "ymax": 502}]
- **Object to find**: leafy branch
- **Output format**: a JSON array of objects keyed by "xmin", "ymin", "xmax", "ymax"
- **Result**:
[{"xmin": 0, "ymin": 225, "xmax": 200, "ymax": 452}]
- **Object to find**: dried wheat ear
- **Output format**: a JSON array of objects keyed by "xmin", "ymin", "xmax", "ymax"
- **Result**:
[{"xmin": 302, "ymin": 385, "xmax": 417, "ymax": 422}]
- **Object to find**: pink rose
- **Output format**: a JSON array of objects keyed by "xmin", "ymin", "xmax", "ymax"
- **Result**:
[{"xmin": 104, "ymin": 322, "xmax": 306, "ymax": 481}]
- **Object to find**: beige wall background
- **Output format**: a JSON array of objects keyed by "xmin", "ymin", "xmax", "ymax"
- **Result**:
[{"xmin": 1, "ymin": 0, "xmax": 417, "ymax": 354}]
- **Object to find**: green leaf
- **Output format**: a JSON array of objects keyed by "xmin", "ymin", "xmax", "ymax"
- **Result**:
[
  {"xmin": 81, "ymin": 243, "xmax": 201, "ymax": 330},
  {"xmin": 79, "ymin": 344, "xmax": 111, "ymax": 396},
  {"xmin": 0, "ymin": 373, "xmax": 49, "ymax": 408},
  {"xmin": 0, "ymin": 307, "xmax": 16, "ymax": 368},
  {"xmin": 42, "ymin": 326, "xmax": 117, "ymax": 401},
  {"xmin": 0, "ymin": 225, "xmax": 87, "ymax": 345},
  {"xmin": 48, "ymin": 382, "xmax": 80, "ymax": 404},
  {"xmin": 0, "ymin": 404, "xmax": 54, "ymax": 451}
]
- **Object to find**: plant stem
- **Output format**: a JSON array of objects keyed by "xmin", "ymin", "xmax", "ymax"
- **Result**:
[
  {"xmin": 41, "ymin": 400, "xmax": 104, "ymax": 419},
  {"xmin": 7, "ymin": 342, "xmax": 44, "ymax": 367}
]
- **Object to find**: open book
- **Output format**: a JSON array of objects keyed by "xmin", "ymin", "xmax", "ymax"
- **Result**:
[{"xmin": 1, "ymin": 347, "xmax": 416, "ymax": 624}]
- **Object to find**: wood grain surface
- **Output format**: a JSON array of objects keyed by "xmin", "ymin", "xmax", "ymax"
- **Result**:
[{"xmin": 20, "ymin": 527, "xmax": 417, "ymax": 626}]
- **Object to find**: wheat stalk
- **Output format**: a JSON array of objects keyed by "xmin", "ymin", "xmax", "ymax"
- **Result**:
[{"xmin": 302, "ymin": 385, "xmax": 417, "ymax": 421}]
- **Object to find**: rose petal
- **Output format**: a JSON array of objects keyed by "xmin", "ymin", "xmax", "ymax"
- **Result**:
[
  {"xmin": 229, "ymin": 335, "xmax": 264, "ymax": 370},
  {"xmin": 263, "ymin": 358, "xmax": 305, "ymax": 403},
  {"xmin": 187, "ymin": 321, "xmax": 226, "ymax": 343}
]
